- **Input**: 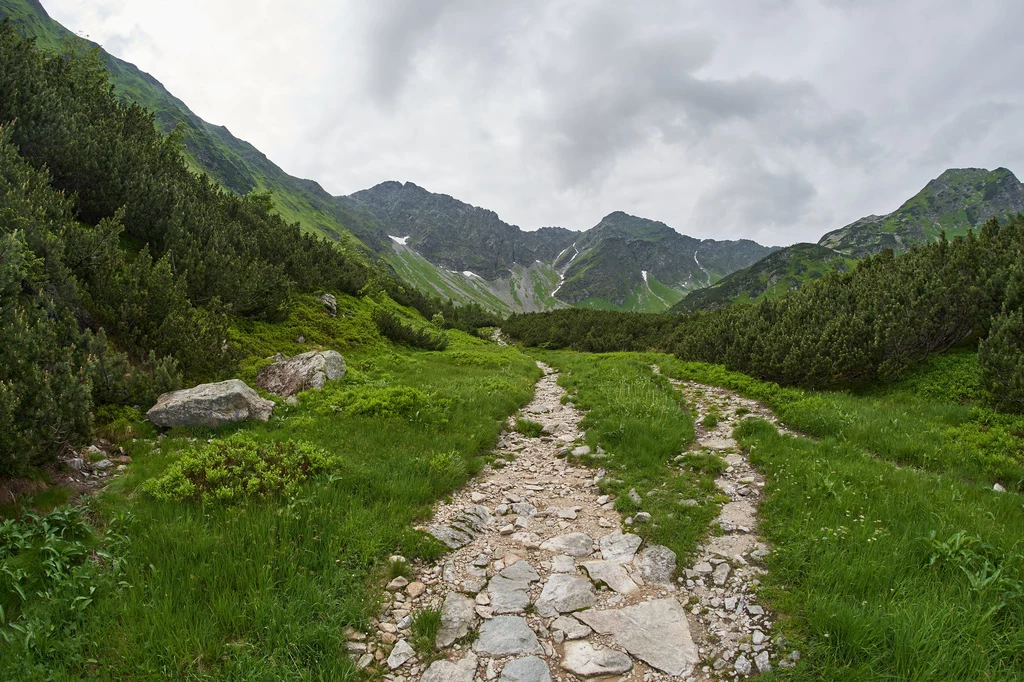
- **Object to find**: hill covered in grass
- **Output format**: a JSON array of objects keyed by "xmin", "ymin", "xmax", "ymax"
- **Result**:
[{"xmin": 670, "ymin": 243, "xmax": 857, "ymax": 313}]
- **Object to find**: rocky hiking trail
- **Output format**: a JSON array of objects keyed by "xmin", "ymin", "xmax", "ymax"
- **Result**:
[{"xmin": 355, "ymin": 364, "xmax": 802, "ymax": 681}]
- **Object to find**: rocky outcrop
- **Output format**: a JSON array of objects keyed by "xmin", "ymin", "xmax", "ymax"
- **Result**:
[
  {"xmin": 255, "ymin": 350, "xmax": 346, "ymax": 397},
  {"xmin": 320, "ymin": 293, "xmax": 338, "ymax": 317},
  {"xmin": 147, "ymin": 380, "xmax": 273, "ymax": 428}
]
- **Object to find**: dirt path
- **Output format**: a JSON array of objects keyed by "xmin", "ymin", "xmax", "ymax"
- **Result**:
[{"xmin": 354, "ymin": 365, "xmax": 798, "ymax": 681}]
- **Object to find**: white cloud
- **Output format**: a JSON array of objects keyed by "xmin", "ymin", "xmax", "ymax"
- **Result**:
[{"xmin": 42, "ymin": 0, "xmax": 1024, "ymax": 245}]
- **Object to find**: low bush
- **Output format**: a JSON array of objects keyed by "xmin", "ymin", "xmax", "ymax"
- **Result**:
[
  {"xmin": 143, "ymin": 434, "xmax": 337, "ymax": 504},
  {"xmin": 979, "ymin": 308, "xmax": 1024, "ymax": 413},
  {"xmin": 373, "ymin": 308, "xmax": 449, "ymax": 351}
]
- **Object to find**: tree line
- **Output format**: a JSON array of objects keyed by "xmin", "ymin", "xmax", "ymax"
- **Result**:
[
  {"xmin": 0, "ymin": 24, "xmax": 496, "ymax": 474},
  {"xmin": 506, "ymin": 215, "xmax": 1024, "ymax": 411}
]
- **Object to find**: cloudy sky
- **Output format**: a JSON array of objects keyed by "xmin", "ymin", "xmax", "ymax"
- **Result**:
[{"xmin": 45, "ymin": 0, "xmax": 1024, "ymax": 245}]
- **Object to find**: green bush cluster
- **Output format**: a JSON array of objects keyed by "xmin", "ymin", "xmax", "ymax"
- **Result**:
[
  {"xmin": 373, "ymin": 308, "xmax": 449, "ymax": 350},
  {"xmin": 504, "ymin": 308, "xmax": 675, "ymax": 352},
  {"xmin": 979, "ymin": 308, "xmax": 1024, "ymax": 413},
  {"xmin": 513, "ymin": 418, "xmax": 544, "ymax": 437},
  {"xmin": 143, "ymin": 434, "xmax": 337, "ymax": 504}
]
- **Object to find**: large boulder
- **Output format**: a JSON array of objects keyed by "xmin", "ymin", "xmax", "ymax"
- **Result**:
[
  {"xmin": 147, "ymin": 380, "xmax": 273, "ymax": 428},
  {"xmin": 255, "ymin": 350, "xmax": 346, "ymax": 397}
]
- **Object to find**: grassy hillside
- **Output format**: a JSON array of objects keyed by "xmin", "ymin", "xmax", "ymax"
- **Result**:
[
  {"xmin": 0, "ymin": 0, "xmax": 371, "ymax": 250},
  {"xmin": 671, "ymin": 243, "xmax": 858, "ymax": 313},
  {"xmin": 820, "ymin": 167, "xmax": 1024, "ymax": 257}
]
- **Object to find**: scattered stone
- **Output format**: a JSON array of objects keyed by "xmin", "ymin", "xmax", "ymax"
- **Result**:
[
  {"xmin": 755, "ymin": 651, "xmax": 771, "ymax": 673},
  {"xmin": 752, "ymin": 630, "xmax": 765, "ymax": 645},
  {"xmin": 636, "ymin": 544, "xmax": 677, "ymax": 584},
  {"xmin": 576, "ymin": 598, "xmax": 698, "ymax": 676},
  {"xmin": 571, "ymin": 446, "xmax": 591, "ymax": 457},
  {"xmin": 428, "ymin": 505, "xmax": 493, "ymax": 549},
  {"xmin": 387, "ymin": 639, "xmax": 415, "ymax": 669},
  {"xmin": 147, "ymin": 379, "xmax": 273, "ymax": 428},
  {"xmin": 560, "ymin": 641, "xmax": 633, "ymax": 677},
  {"xmin": 581, "ymin": 560, "xmax": 638, "ymax": 595},
  {"xmin": 994, "ymin": 483, "xmax": 1007, "ymax": 493},
  {"xmin": 406, "ymin": 581, "xmax": 426, "ymax": 598},
  {"xmin": 598, "ymin": 532, "xmax": 642, "ymax": 564},
  {"xmin": 628, "ymin": 488, "xmax": 643, "ymax": 505},
  {"xmin": 386, "ymin": 576, "xmax": 409, "ymax": 591},
  {"xmin": 499, "ymin": 656, "xmax": 552, "ymax": 682},
  {"xmin": 473, "ymin": 616, "xmax": 543, "ymax": 656},
  {"xmin": 256, "ymin": 350, "xmax": 346, "ymax": 397},
  {"xmin": 539, "ymin": 532, "xmax": 594, "ymax": 557},
  {"xmin": 551, "ymin": 555, "xmax": 575, "ymax": 573},
  {"xmin": 633, "ymin": 511, "xmax": 652, "ymax": 524},
  {"xmin": 693, "ymin": 562, "xmax": 713, "ymax": 575},
  {"xmin": 436, "ymin": 593, "xmax": 476, "ymax": 648},
  {"xmin": 734, "ymin": 655, "xmax": 752, "ymax": 675},
  {"xmin": 421, "ymin": 652, "xmax": 478, "ymax": 682},
  {"xmin": 712, "ymin": 562, "xmax": 731, "ymax": 586},
  {"xmin": 93, "ymin": 459, "xmax": 113, "ymax": 471},
  {"xmin": 535, "ymin": 574, "xmax": 596, "ymax": 617}
]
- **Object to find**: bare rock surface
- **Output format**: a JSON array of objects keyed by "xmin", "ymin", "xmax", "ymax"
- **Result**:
[
  {"xmin": 560, "ymin": 641, "xmax": 633, "ymax": 677},
  {"xmin": 147, "ymin": 379, "xmax": 273, "ymax": 428},
  {"xmin": 255, "ymin": 350, "xmax": 346, "ymax": 397},
  {"xmin": 421, "ymin": 653, "xmax": 477, "ymax": 682},
  {"xmin": 498, "ymin": 656, "xmax": 552, "ymax": 682},
  {"xmin": 473, "ymin": 616, "xmax": 543, "ymax": 655}
]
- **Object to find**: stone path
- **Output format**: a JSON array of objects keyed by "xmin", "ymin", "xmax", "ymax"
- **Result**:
[{"xmin": 351, "ymin": 364, "xmax": 801, "ymax": 681}]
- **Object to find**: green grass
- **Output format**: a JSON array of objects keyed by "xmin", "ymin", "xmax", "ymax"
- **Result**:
[
  {"xmin": 736, "ymin": 419, "xmax": 1023, "ymax": 680},
  {"xmin": 410, "ymin": 608, "xmax": 442, "ymax": 659},
  {"xmin": 533, "ymin": 351, "xmax": 719, "ymax": 560},
  {"xmin": 2, "ymin": 329, "xmax": 540, "ymax": 680},
  {"xmin": 652, "ymin": 350, "xmax": 1024, "ymax": 679},
  {"xmin": 513, "ymin": 418, "xmax": 544, "ymax": 438},
  {"xmin": 655, "ymin": 352, "xmax": 1024, "ymax": 491}
]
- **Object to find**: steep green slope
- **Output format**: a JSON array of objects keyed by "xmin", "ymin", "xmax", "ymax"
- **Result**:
[
  {"xmin": 671, "ymin": 243, "xmax": 857, "ymax": 313},
  {"xmin": 0, "ymin": 0, "xmax": 370, "ymax": 249},
  {"xmin": 552, "ymin": 212, "xmax": 778, "ymax": 309},
  {"xmin": 820, "ymin": 167, "xmax": 1024, "ymax": 257}
]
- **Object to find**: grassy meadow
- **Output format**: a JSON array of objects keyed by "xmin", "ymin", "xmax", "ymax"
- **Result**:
[{"xmin": 1, "ymin": 300, "xmax": 539, "ymax": 680}]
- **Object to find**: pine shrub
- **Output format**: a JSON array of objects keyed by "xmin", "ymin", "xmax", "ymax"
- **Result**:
[{"xmin": 979, "ymin": 308, "xmax": 1024, "ymax": 413}]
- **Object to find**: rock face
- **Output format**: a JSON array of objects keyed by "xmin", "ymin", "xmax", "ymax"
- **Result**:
[
  {"xmin": 577, "ymin": 599, "xmax": 698, "ymax": 676},
  {"xmin": 255, "ymin": 350, "xmax": 346, "ymax": 397},
  {"xmin": 147, "ymin": 379, "xmax": 273, "ymax": 428},
  {"xmin": 560, "ymin": 641, "xmax": 633, "ymax": 677}
]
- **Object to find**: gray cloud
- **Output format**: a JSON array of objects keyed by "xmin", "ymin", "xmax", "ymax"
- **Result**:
[{"xmin": 42, "ymin": 0, "xmax": 1024, "ymax": 245}]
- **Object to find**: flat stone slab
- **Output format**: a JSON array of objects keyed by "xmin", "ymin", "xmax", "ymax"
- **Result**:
[
  {"xmin": 473, "ymin": 616, "xmax": 543, "ymax": 656},
  {"xmin": 535, "ymin": 574, "xmax": 596, "ymax": 617},
  {"xmin": 577, "ymin": 598, "xmax": 698, "ymax": 676},
  {"xmin": 551, "ymin": 555, "xmax": 576, "ymax": 573},
  {"xmin": 500, "ymin": 560, "xmax": 540, "ymax": 582},
  {"xmin": 560, "ymin": 641, "xmax": 633, "ymax": 677},
  {"xmin": 437, "ymin": 593, "xmax": 476, "ymax": 648},
  {"xmin": 421, "ymin": 652, "xmax": 478, "ymax": 682},
  {"xmin": 499, "ymin": 656, "xmax": 552, "ymax": 682},
  {"xmin": 598, "ymin": 532, "xmax": 642, "ymax": 564},
  {"xmin": 635, "ymin": 544, "xmax": 677, "ymax": 584},
  {"xmin": 540, "ymin": 532, "xmax": 593, "ymax": 557},
  {"xmin": 387, "ymin": 639, "xmax": 415, "ymax": 669},
  {"xmin": 581, "ymin": 560, "xmax": 638, "ymax": 595},
  {"xmin": 488, "ymin": 576, "xmax": 531, "ymax": 614},
  {"xmin": 550, "ymin": 615, "xmax": 592, "ymax": 640}
]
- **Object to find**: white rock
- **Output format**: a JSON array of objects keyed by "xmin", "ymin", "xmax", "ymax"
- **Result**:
[
  {"xmin": 581, "ymin": 560, "xmax": 638, "ymax": 595},
  {"xmin": 540, "ymin": 533, "xmax": 594, "ymax": 557},
  {"xmin": 421, "ymin": 652, "xmax": 478, "ymax": 682},
  {"xmin": 598, "ymin": 532, "xmax": 642, "ymax": 564},
  {"xmin": 635, "ymin": 545, "xmax": 677, "ymax": 584},
  {"xmin": 551, "ymin": 555, "xmax": 576, "ymax": 573},
  {"xmin": 437, "ymin": 593, "xmax": 476, "ymax": 648},
  {"xmin": 550, "ymin": 616, "xmax": 592, "ymax": 640},
  {"xmin": 576, "ymin": 598, "xmax": 698, "ymax": 676},
  {"xmin": 387, "ymin": 639, "xmax": 415, "ymax": 669},
  {"xmin": 535, "ymin": 574, "xmax": 596, "ymax": 617},
  {"xmin": 560, "ymin": 641, "xmax": 633, "ymax": 677},
  {"xmin": 472, "ymin": 616, "xmax": 543, "ymax": 656}
]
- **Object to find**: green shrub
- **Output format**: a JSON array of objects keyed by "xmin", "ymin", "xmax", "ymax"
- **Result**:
[
  {"xmin": 514, "ymin": 418, "xmax": 544, "ymax": 437},
  {"xmin": 701, "ymin": 411, "xmax": 720, "ymax": 428},
  {"xmin": 144, "ymin": 434, "xmax": 337, "ymax": 504},
  {"xmin": 372, "ymin": 308, "xmax": 449, "ymax": 351},
  {"xmin": 979, "ymin": 308, "xmax": 1024, "ymax": 413}
]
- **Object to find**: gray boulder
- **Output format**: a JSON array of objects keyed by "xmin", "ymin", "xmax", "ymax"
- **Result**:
[
  {"xmin": 256, "ymin": 350, "xmax": 346, "ymax": 397},
  {"xmin": 500, "ymin": 656, "xmax": 552, "ymax": 682},
  {"xmin": 320, "ymin": 293, "xmax": 338, "ymax": 317},
  {"xmin": 147, "ymin": 380, "xmax": 273, "ymax": 428}
]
